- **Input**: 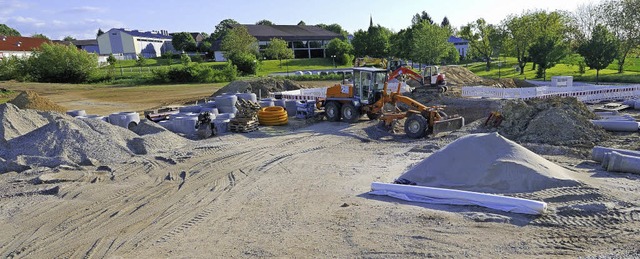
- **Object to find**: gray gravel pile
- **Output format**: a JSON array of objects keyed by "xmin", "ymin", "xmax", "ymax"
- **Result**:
[
  {"xmin": 0, "ymin": 103, "xmax": 51, "ymax": 146},
  {"xmin": 129, "ymin": 120, "xmax": 191, "ymax": 155},
  {"xmin": 1, "ymin": 106, "xmax": 192, "ymax": 173}
]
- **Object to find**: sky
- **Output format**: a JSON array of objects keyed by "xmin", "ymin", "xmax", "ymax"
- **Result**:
[{"xmin": 0, "ymin": 0, "xmax": 602, "ymax": 40}]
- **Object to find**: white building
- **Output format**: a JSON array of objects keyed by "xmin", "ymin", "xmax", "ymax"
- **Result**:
[
  {"xmin": 448, "ymin": 36, "xmax": 470, "ymax": 59},
  {"xmin": 97, "ymin": 28, "xmax": 175, "ymax": 60}
]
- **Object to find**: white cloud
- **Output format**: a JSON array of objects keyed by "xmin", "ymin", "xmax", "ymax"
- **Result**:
[
  {"xmin": 0, "ymin": 0, "xmax": 29, "ymax": 15},
  {"xmin": 60, "ymin": 6, "xmax": 107, "ymax": 14},
  {"xmin": 4, "ymin": 15, "xmax": 125, "ymax": 40}
]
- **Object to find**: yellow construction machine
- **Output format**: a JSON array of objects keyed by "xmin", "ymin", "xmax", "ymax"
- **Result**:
[{"xmin": 316, "ymin": 66, "xmax": 464, "ymax": 138}]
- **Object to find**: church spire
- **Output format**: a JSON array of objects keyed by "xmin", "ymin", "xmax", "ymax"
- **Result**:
[{"xmin": 369, "ymin": 14, "xmax": 373, "ymax": 28}]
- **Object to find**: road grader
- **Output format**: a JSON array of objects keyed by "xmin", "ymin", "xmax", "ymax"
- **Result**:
[{"xmin": 316, "ymin": 66, "xmax": 464, "ymax": 138}]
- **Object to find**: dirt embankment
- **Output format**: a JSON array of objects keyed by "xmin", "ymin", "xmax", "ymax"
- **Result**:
[
  {"xmin": 441, "ymin": 66, "xmax": 535, "ymax": 88},
  {"xmin": 212, "ymin": 78, "xmax": 310, "ymax": 97}
]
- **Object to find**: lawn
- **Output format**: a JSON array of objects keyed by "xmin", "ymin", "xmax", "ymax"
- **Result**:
[{"xmin": 467, "ymin": 57, "xmax": 640, "ymax": 84}]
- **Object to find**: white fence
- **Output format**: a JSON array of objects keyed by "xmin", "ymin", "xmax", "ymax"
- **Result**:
[
  {"xmin": 269, "ymin": 83, "xmax": 411, "ymax": 101},
  {"xmin": 462, "ymin": 85, "xmax": 640, "ymax": 103}
]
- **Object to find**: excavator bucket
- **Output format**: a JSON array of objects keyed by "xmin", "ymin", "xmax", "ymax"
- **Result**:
[{"xmin": 432, "ymin": 116, "xmax": 465, "ymax": 135}]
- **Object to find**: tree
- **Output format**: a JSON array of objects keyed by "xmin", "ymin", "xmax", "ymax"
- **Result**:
[
  {"xmin": 180, "ymin": 53, "xmax": 191, "ymax": 66},
  {"xmin": 198, "ymin": 41, "xmax": 212, "ymax": 53},
  {"xmin": 297, "ymin": 20, "xmax": 306, "ymax": 26},
  {"xmin": 529, "ymin": 35, "xmax": 568, "ymax": 80},
  {"xmin": 264, "ymin": 38, "xmax": 293, "ymax": 67},
  {"xmin": 256, "ymin": 19, "xmax": 274, "ymax": 25},
  {"xmin": 316, "ymin": 23, "xmax": 348, "ymax": 38},
  {"xmin": 107, "ymin": 54, "xmax": 117, "ymax": 66},
  {"xmin": 526, "ymin": 11, "xmax": 570, "ymax": 73},
  {"xmin": 441, "ymin": 16, "xmax": 453, "ymax": 35},
  {"xmin": 172, "ymin": 32, "xmax": 197, "ymax": 52},
  {"xmin": 389, "ymin": 28, "xmax": 413, "ymax": 60},
  {"xmin": 326, "ymin": 38, "xmax": 354, "ymax": 65},
  {"xmin": 221, "ymin": 26, "xmax": 259, "ymax": 74},
  {"xmin": 63, "ymin": 36, "xmax": 76, "ymax": 41},
  {"xmin": 136, "ymin": 54, "xmax": 147, "ymax": 67},
  {"xmin": 351, "ymin": 25, "xmax": 392, "ymax": 58},
  {"xmin": 97, "ymin": 28, "xmax": 105, "ymax": 37},
  {"xmin": 31, "ymin": 33, "xmax": 50, "ymax": 40},
  {"xmin": 601, "ymin": 0, "xmax": 640, "ymax": 73},
  {"xmin": 571, "ymin": 3, "xmax": 603, "ymax": 42},
  {"xmin": 27, "ymin": 43, "xmax": 97, "ymax": 83},
  {"xmin": 504, "ymin": 12, "xmax": 538, "ymax": 75},
  {"xmin": 212, "ymin": 18, "xmax": 239, "ymax": 40},
  {"xmin": 411, "ymin": 21, "xmax": 454, "ymax": 65},
  {"xmin": 460, "ymin": 18, "xmax": 499, "ymax": 70},
  {"xmin": 412, "ymin": 11, "xmax": 434, "ymax": 25},
  {"xmin": 0, "ymin": 24, "xmax": 21, "ymax": 36},
  {"xmin": 578, "ymin": 24, "xmax": 619, "ymax": 84}
]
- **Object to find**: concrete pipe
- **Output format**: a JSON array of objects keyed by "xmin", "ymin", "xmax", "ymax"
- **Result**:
[
  {"xmin": 66, "ymin": 110, "xmax": 87, "ymax": 117},
  {"xmin": 213, "ymin": 119, "xmax": 230, "ymax": 134},
  {"xmin": 202, "ymin": 101, "xmax": 217, "ymax": 108},
  {"xmin": 285, "ymin": 100, "xmax": 298, "ymax": 117},
  {"xmin": 622, "ymin": 99, "xmax": 635, "ymax": 108},
  {"xmin": 259, "ymin": 100, "xmax": 274, "ymax": 107},
  {"xmin": 591, "ymin": 146, "xmax": 640, "ymax": 162},
  {"xmin": 200, "ymin": 107, "xmax": 219, "ymax": 115},
  {"xmin": 594, "ymin": 111, "xmax": 619, "ymax": 117},
  {"xmin": 274, "ymin": 99, "xmax": 286, "ymax": 108},
  {"xmin": 179, "ymin": 116, "xmax": 198, "ymax": 135},
  {"xmin": 607, "ymin": 151, "xmax": 640, "ymax": 174},
  {"xmin": 597, "ymin": 115, "xmax": 635, "ymax": 121},
  {"xmin": 217, "ymin": 106, "xmax": 238, "ymax": 114},
  {"xmin": 158, "ymin": 120, "xmax": 173, "ymax": 132},
  {"xmin": 591, "ymin": 120, "xmax": 639, "ymax": 132},
  {"xmin": 179, "ymin": 105, "xmax": 202, "ymax": 113},
  {"xmin": 236, "ymin": 93, "xmax": 257, "ymax": 102}
]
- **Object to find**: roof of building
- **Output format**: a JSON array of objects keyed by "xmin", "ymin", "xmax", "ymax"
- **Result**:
[
  {"xmin": 72, "ymin": 39, "xmax": 98, "ymax": 46},
  {"xmin": 230, "ymin": 24, "xmax": 342, "ymax": 41},
  {"xmin": 0, "ymin": 36, "xmax": 49, "ymax": 51},
  {"xmin": 111, "ymin": 28, "xmax": 171, "ymax": 40},
  {"xmin": 448, "ymin": 36, "xmax": 469, "ymax": 44}
]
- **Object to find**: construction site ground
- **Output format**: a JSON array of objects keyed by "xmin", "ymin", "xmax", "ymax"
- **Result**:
[{"xmin": 1, "ymin": 70, "xmax": 640, "ymax": 257}]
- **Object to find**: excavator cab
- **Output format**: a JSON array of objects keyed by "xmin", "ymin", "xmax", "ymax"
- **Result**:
[
  {"xmin": 353, "ymin": 67, "xmax": 388, "ymax": 105},
  {"xmin": 422, "ymin": 65, "xmax": 447, "ymax": 90}
]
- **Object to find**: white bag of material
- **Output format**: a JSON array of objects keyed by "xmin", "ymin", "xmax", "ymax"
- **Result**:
[
  {"xmin": 369, "ymin": 182, "xmax": 547, "ymax": 215},
  {"xmin": 607, "ymin": 151, "xmax": 640, "ymax": 174}
]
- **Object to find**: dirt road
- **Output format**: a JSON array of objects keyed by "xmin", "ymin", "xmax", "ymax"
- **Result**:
[{"xmin": 1, "ymin": 120, "xmax": 638, "ymax": 258}]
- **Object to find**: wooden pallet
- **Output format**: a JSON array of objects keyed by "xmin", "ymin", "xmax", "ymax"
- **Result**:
[{"xmin": 229, "ymin": 119, "xmax": 259, "ymax": 133}]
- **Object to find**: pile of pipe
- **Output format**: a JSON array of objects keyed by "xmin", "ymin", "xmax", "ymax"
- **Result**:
[
  {"xmin": 66, "ymin": 109, "xmax": 139, "ymax": 129},
  {"xmin": 591, "ymin": 111, "xmax": 639, "ymax": 132},
  {"xmin": 592, "ymin": 146, "xmax": 640, "ymax": 175}
]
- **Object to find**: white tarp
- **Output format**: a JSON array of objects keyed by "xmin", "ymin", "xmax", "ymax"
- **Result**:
[{"xmin": 369, "ymin": 182, "xmax": 547, "ymax": 215}]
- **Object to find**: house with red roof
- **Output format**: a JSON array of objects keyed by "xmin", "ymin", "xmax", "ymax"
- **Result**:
[{"xmin": 0, "ymin": 35, "xmax": 49, "ymax": 60}]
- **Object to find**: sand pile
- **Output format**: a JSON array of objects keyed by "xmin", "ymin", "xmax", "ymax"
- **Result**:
[
  {"xmin": 0, "ymin": 103, "xmax": 51, "ymax": 146},
  {"xmin": 213, "ymin": 78, "xmax": 303, "ymax": 96},
  {"xmin": 398, "ymin": 133, "xmax": 580, "ymax": 193},
  {"xmin": 499, "ymin": 97, "xmax": 608, "ymax": 146},
  {"xmin": 439, "ymin": 66, "xmax": 535, "ymax": 88},
  {"xmin": 129, "ymin": 120, "xmax": 191, "ymax": 155},
  {"xmin": 8, "ymin": 91, "xmax": 66, "ymax": 112},
  {"xmin": 0, "ymin": 106, "xmax": 190, "ymax": 172}
]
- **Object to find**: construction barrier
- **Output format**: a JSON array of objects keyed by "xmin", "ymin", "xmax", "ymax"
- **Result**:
[{"xmin": 462, "ymin": 85, "xmax": 640, "ymax": 103}]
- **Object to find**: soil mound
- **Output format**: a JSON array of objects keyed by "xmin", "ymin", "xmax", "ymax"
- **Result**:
[
  {"xmin": 498, "ymin": 97, "xmax": 608, "ymax": 146},
  {"xmin": 440, "ymin": 66, "xmax": 536, "ymax": 88},
  {"xmin": 398, "ymin": 133, "xmax": 580, "ymax": 193},
  {"xmin": 8, "ymin": 91, "xmax": 66, "ymax": 112},
  {"xmin": 129, "ymin": 120, "xmax": 191, "ymax": 155},
  {"xmin": 213, "ymin": 78, "xmax": 304, "ymax": 96}
]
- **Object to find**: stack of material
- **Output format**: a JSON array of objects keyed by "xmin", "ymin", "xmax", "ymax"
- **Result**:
[
  {"xmin": 229, "ymin": 99, "xmax": 260, "ymax": 133},
  {"xmin": 295, "ymin": 100, "xmax": 316, "ymax": 119}
]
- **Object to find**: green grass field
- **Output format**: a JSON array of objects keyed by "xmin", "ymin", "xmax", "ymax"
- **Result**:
[{"xmin": 468, "ymin": 57, "xmax": 640, "ymax": 83}]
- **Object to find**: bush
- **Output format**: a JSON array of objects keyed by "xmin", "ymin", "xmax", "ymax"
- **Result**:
[
  {"xmin": 228, "ymin": 52, "xmax": 259, "ymax": 75},
  {"xmin": 151, "ymin": 63, "xmax": 237, "ymax": 83},
  {"xmin": 0, "ymin": 56, "xmax": 29, "ymax": 81},
  {"xmin": 28, "ymin": 43, "xmax": 98, "ymax": 83}
]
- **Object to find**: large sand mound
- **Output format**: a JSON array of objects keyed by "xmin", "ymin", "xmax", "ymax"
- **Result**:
[
  {"xmin": 398, "ymin": 133, "xmax": 580, "ymax": 193},
  {"xmin": 440, "ymin": 66, "xmax": 535, "ymax": 88},
  {"xmin": 8, "ymin": 90, "xmax": 66, "ymax": 112},
  {"xmin": 499, "ymin": 97, "xmax": 608, "ymax": 146}
]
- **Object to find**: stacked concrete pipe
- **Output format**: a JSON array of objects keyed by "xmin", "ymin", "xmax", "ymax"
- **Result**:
[
  {"xmin": 108, "ymin": 111, "xmax": 140, "ymax": 129},
  {"xmin": 215, "ymin": 93, "xmax": 238, "ymax": 114},
  {"xmin": 592, "ymin": 146, "xmax": 640, "ymax": 175}
]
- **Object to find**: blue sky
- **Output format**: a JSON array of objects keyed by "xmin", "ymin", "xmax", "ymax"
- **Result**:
[{"xmin": 1, "ymin": 0, "xmax": 601, "ymax": 40}]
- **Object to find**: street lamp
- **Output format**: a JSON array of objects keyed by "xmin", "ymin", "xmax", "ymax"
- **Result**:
[{"xmin": 331, "ymin": 55, "xmax": 336, "ymax": 68}]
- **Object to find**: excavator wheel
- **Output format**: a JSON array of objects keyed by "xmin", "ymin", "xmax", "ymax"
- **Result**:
[
  {"xmin": 366, "ymin": 112, "xmax": 380, "ymax": 120},
  {"xmin": 404, "ymin": 114, "xmax": 428, "ymax": 138},
  {"xmin": 341, "ymin": 103, "xmax": 360, "ymax": 123},
  {"xmin": 325, "ymin": 101, "xmax": 342, "ymax": 122}
]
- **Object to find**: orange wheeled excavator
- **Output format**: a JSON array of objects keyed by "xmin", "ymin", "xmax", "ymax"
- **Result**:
[{"xmin": 316, "ymin": 66, "xmax": 464, "ymax": 138}]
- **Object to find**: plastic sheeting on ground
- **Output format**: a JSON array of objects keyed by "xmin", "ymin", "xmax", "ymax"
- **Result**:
[{"xmin": 369, "ymin": 182, "xmax": 547, "ymax": 215}]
